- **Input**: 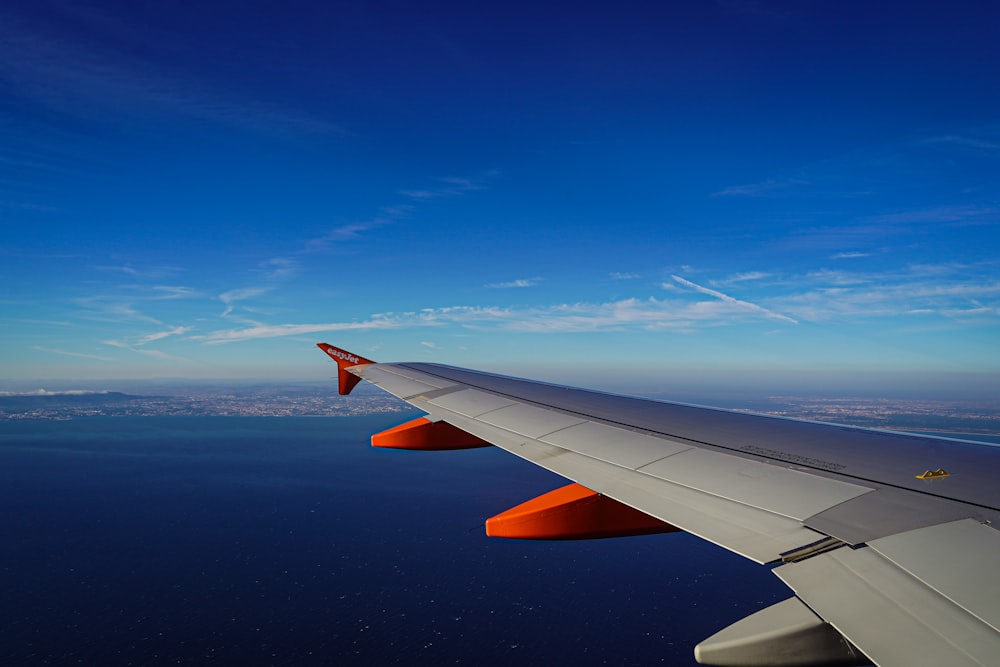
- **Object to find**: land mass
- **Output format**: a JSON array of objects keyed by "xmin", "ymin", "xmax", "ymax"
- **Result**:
[
  {"xmin": 0, "ymin": 383, "xmax": 409, "ymax": 420},
  {"xmin": 1, "ymin": 382, "xmax": 998, "ymax": 437}
]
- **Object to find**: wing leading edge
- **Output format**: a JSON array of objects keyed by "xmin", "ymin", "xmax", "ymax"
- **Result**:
[{"xmin": 317, "ymin": 343, "xmax": 1000, "ymax": 667}]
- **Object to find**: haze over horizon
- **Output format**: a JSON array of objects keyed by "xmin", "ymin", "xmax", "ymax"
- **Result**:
[{"xmin": 3, "ymin": 2, "xmax": 999, "ymax": 398}]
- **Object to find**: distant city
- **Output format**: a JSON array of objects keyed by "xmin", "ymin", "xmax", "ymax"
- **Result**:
[
  {"xmin": 1, "ymin": 382, "xmax": 998, "ymax": 437},
  {"xmin": 737, "ymin": 396, "xmax": 1000, "ymax": 437},
  {"xmin": 0, "ymin": 383, "xmax": 410, "ymax": 420}
]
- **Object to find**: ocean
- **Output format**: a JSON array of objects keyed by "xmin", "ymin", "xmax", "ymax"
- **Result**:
[{"xmin": 0, "ymin": 415, "xmax": 787, "ymax": 665}]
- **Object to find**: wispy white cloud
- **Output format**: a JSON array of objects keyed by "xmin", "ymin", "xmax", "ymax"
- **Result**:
[
  {"xmin": 75, "ymin": 296, "xmax": 163, "ymax": 325},
  {"xmin": 0, "ymin": 200, "xmax": 60, "ymax": 212},
  {"xmin": 0, "ymin": 387, "xmax": 112, "ymax": 396},
  {"xmin": 258, "ymin": 257, "xmax": 299, "ymax": 281},
  {"xmin": 831, "ymin": 251, "xmax": 871, "ymax": 259},
  {"xmin": 711, "ymin": 178, "xmax": 807, "ymax": 198},
  {"xmin": 485, "ymin": 278, "xmax": 541, "ymax": 288},
  {"xmin": 130, "ymin": 348, "xmax": 189, "ymax": 361},
  {"xmin": 305, "ymin": 174, "xmax": 491, "ymax": 253},
  {"xmin": 867, "ymin": 205, "xmax": 999, "ymax": 227},
  {"xmin": 100, "ymin": 264, "xmax": 139, "ymax": 276},
  {"xmin": 399, "ymin": 176, "xmax": 483, "ymax": 200},
  {"xmin": 802, "ymin": 269, "xmax": 871, "ymax": 286},
  {"xmin": 151, "ymin": 285, "xmax": 202, "ymax": 299},
  {"xmin": 31, "ymin": 345, "xmax": 114, "ymax": 361},
  {"xmin": 219, "ymin": 288, "xmax": 269, "ymax": 302},
  {"xmin": 776, "ymin": 221, "xmax": 909, "ymax": 253},
  {"xmin": 196, "ymin": 288, "xmax": 803, "ymax": 344},
  {"xmin": 305, "ymin": 223, "xmax": 366, "ymax": 253},
  {"xmin": 194, "ymin": 318, "xmax": 406, "ymax": 344},
  {"xmin": 303, "ymin": 216, "xmax": 401, "ymax": 253},
  {"xmin": 219, "ymin": 287, "xmax": 271, "ymax": 317},
  {"xmin": 193, "ymin": 264, "xmax": 1000, "ymax": 345},
  {"xmin": 90, "ymin": 264, "xmax": 180, "ymax": 279},
  {"xmin": 942, "ymin": 306, "xmax": 998, "ymax": 317},
  {"xmin": 135, "ymin": 326, "xmax": 191, "ymax": 346},
  {"xmin": 670, "ymin": 275, "xmax": 798, "ymax": 324},
  {"xmin": 771, "ymin": 267, "xmax": 1000, "ymax": 321},
  {"xmin": 923, "ymin": 134, "xmax": 1000, "ymax": 152},
  {"xmin": 0, "ymin": 7, "xmax": 344, "ymax": 138},
  {"xmin": 712, "ymin": 271, "xmax": 769, "ymax": 285},
  {"xmin": 100, "ymin": 337, "xmax": 190, "ymax": 361},
  {"xmin": 610, "ymin": 272, "xmax": 640, "ymax": 280},
  {"xmin": 4, "ymin": 317, "xmax": 73, "ymax": 327}
]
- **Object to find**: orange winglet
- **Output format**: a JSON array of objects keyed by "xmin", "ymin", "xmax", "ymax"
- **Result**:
[
  {"xmin": 316, "ymin": 343, "xmax": 376, "ymax": 395},
  {"xmin": 486, "ymin": 482, "xmax": 681, "ymax": 540},
  {"xmin": 372, "ymin": 417, "xmax": 493, "ymax": 450}
]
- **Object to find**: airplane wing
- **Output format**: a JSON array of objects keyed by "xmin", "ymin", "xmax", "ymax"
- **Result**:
[{"xmin": 317, "ymin": 343, "xmax": 1000, "ymax": 667}]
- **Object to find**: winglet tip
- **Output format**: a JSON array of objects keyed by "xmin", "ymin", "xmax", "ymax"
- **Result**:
[
  {"xmin": 316, "ymin": 343, "xmax": 375, "ymax": 366},
  {"xmin": 316, "ymin": 343, "xmax": 376, "ymax": 395}
]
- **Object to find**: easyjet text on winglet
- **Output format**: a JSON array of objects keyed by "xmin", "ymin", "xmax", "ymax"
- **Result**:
[{"xmin": 326, "ymin": 348, "xmax": 361, "ymax": 364}]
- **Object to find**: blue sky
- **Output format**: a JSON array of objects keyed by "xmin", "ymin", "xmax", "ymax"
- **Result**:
[{"xmin": 2, "ymin": 1, "xmax": 999, "ymax": 395}]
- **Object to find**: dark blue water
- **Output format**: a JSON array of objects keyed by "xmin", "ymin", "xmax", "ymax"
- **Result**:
[{"xmin": 0, "ymin": 416, "xmax": 786, "ymax": 665}]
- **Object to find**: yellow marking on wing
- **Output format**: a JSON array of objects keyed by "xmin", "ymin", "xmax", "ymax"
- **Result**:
[{"xmin": 915, "ymin": 468, "xmax": 950, "ymax": 480}]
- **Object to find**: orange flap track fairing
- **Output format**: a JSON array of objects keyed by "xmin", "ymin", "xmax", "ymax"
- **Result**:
[
  {"xmin": 486, "ymin": 482, "xmax": 681, "ymax": 540},
  {"xmin": 371, "ymin": 417, "xmax": 493, "ymax": 450}
]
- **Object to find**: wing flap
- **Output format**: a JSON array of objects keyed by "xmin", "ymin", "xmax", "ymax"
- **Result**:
[
  {"xmin": 541, "ymin": 420, "xmax": 693, "ymax": 469},
  {"xmin": 866, "ymin": 519, "xmax": 1000, "ymax": 632},
  {"xmin": 639, "ymin": 448, "xmax": 873, "ymax": 522},
  {"xmin": 476, "ymin": 402, "xmax": 587, "ymax": 438},
  {"xmin": 426, "ymin": 386, "xmax": 518, "ymax": 416},
  {"xmin": 777, "ymin": 532, "xmax": 1000, "ymax": 667}
]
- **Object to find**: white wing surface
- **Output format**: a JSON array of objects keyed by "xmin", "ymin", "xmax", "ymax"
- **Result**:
[{"xmin": 318, "ymin": 344, "xmax": 1000, "ymax": 667}]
